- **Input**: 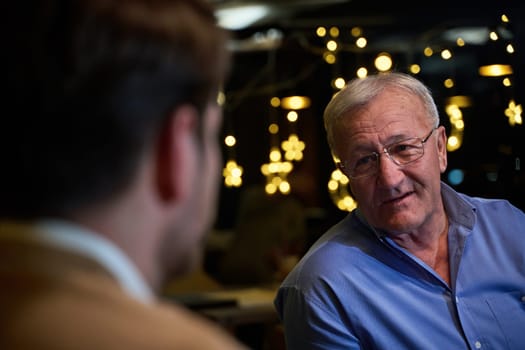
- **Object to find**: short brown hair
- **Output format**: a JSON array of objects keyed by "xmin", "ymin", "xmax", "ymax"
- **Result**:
[{"xmin": 3, "ymin": 0, "xmax": 231, "ymax": 218}]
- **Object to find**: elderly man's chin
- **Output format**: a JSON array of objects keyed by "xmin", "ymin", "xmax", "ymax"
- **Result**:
[{"xmin": 378, "ymin": 212, "xmax": 426, "ymax": 234}]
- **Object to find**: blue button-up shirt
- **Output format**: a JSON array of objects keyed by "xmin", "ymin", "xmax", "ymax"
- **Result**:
[{"xmin": 274, "ymin": 183, "xmax": 525, "ymax": 349}]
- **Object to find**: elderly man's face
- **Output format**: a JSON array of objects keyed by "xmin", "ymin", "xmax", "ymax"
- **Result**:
[{"xmin": 333, "ymin": 87, "xmax": 447, "ymax": 234}]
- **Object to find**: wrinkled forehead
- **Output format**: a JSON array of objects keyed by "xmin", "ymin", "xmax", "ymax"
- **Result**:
[{"xmin": 330, "ymin": 89, "xmax": 431, "ymax": 152}]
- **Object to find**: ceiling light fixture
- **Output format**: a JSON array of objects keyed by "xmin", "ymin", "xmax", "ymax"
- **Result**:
[
  {"xmin": 478, "ymin": 64, "xmax": 513, "ymax": 77},
  {"xmin": 215, "ymin": 4, "xmax": 270, "ymax": 30}
]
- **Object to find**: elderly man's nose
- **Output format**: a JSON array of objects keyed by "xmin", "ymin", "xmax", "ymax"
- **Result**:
[{"xmin": 376, "ymin": 152, "xmax": 404, "ymax": 185}]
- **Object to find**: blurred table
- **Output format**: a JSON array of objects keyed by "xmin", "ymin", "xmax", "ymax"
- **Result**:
[
  {"xmin": 196, "ymin": 287, "xmax": 278, "ymax": 327},
  {"xmin": 170, "ymin": 286, "xmax": 283, "ymax": 350}
]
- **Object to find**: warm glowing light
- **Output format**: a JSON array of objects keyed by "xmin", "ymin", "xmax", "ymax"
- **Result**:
[
  {"xmin": 454, "ymin": 120, "xmax": 465, "ymax": 130},
  {"xmin": 424, "ymin": 47, "xmax": 433, "ymax": 56},
  {"xmin": 316, "ymin": 26, "xmax": 326, "ymax": 37},
  {"xmin": 282, "ymin": 134, "xmax": 305, "ymax": 161},
  {"xmin": 269, "ymin": 147, "xmax": 281, "ymax": 162},
  {"xmin": 356, "ymin": 37, "xmax": 367, "ymax": 48},
  {"xmin": 441, "ymin": 49, "xmax": 452, "ymax": 60},
  {"xmin": 447, "ymin": 135, "xmax": 460, "ymax": 151},
  {"xmin": 279, "ymin": 181, "xmax": 291, "ymax": 194},
  {"xmin": 223, "ymin": 160, "xmax": 243, "ymax": 187},
  {"xmin": 329, "ymin": 26, "xmax": 339, "ymax": 38},
  {"xmin": 323, "ymin": 52, "xmax": 336, "ymax": 64},
  {"xmin": 217, "ymin": 91, "xmax": 225, "ymax": 105},
  {"xmin": 356, "ymin": 67, "xmax": 368, "ymax": 78},
  {"xmin": 340, "ymin": 196, "xmax": 357, "ymax": 211},
  {"xmin": 327, "ymin": 168, "xmax": 357, "ymax": 212},
  {"xmin": 268, "ymin": 123, "xmax": 279, "ymax": 134},
  {"xmin": 326, "ymin": 40, "xmax": 338, "ymax": 51},
  {"xmin": 351, "ymin": 27, "xmax": 362, "ymax": 37},
  {"xmin": 410, "ymin": 64, "xmax": 421, "ymax": 74},
  {"xmin": 265, "ymin": 182, "xmax": 277, "ymax": 194},
  {"xmin": 332, "ymin": 169, "xmax": 346, "ymax": 183},
  {"xmin": 287, "ymin": 111, "xmax": 298, "ymax": 122},
  {"xmin": 479, "ymin": 64, "xmax": 513, "ymax": 77},
  {"xmin": 446, "ymin": 105, "xmax": 463, "ymax": 121},
  {"xmin": 261, "ymin": 148, "xmax": 294, "ymax": 195},
  {"xmin": 501, "ymin": 14, "xmax": 509, "ymax": 23},
  {"xmin": 261, "ymin": 161, "xmax": 292, "ymax": 176},
  {"xmin": 505, "ymin": 100, "xmax": 523, "ymax": 126},
  {"xmin": 281, "ymin": 96, "xmax": 311, "ymax": 110},
  {"xmin": 489, "ymin": 31, "xmax": 499, "ymax": 41},
  {"xmin": 445, "ymin": 103, "xmax": 464, "ymax": 152},
  {"xmin": 456, "ymin": 38, "xmax": 465, "ymax": 46},
  {"xmin": 374, "ymin": 52, "xmax": 392, "ymax": 72},
  {"xmin": 446, "ymin": 96, "xmax": 472, "ymax": 108},
  {"xmin": 332, "ymin": 169, "xmax": 349, "ymax": 184},
  {"xmin": 224, "ymin": 135, "xmax": 236, "ymax": 147},
  {"xmin": 503, "ymin": 77, "xmax": 512, "ymax": 87},
  {"xmin": 506, "ymin": 44, "xmax": 514, "ymax": 54},
  {"xmin": 270, "ymin": 96, "xmax": 280, "ymax": 107},
  {"xmin": 444, "ymin": 78, "xmax": 454, "ymax": 88},
  {"xmin": 333, "ymin": 77, "xmax": 346, "ymax": 89}
]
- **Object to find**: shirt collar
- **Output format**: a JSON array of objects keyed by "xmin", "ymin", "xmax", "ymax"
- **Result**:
[
  {"xmin": 33, "ymin": 219, "xmax": 154, "ymax": 303},
  {"xmin": 440, "ymin": 182, "xmax": 476, "ymax": 230}
]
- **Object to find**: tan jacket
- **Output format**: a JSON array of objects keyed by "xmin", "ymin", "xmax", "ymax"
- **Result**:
[{"xmin": 0, "ymin": 225, "xmax": 247, "ymax": 350}]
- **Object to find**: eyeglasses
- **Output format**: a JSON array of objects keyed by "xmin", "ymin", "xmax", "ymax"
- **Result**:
[{"xmin": 337, "ymin": 127, "xmax": 437, "ymax": 179}]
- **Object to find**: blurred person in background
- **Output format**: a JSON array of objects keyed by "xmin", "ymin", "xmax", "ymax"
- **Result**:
[
  {"xmin": 217, "ymin": 186, "xmax": 307, "ymax": 286},
  {"xmin": 275, "ymin": 72, "xmax": 525, "ymax": 349},
  {"xmin": 0, "ymin": 0, "xmax": 247, "ymax": 349}
]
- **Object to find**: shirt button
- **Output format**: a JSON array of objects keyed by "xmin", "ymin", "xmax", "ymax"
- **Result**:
[{"xmin": 475, "ymin": 341, "xmax": 482, "ymax": 349}]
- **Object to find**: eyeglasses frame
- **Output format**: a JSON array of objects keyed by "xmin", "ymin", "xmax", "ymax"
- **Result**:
[{"xmin": 337, "ymin": 126, "xmax": 438, "ymax": 179}]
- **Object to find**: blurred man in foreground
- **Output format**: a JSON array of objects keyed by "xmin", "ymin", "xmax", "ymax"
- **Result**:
[{"xmin": 1, "ymin": 0, "xmax": 246, "ymax": 349}]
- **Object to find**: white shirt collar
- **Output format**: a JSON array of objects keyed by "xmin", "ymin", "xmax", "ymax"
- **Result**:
[{"xmin": 35, "ymin": 219, "xmax": 154, "ymax": 303}]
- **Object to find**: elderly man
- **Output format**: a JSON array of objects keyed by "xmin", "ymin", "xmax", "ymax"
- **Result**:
[{"xmin": 275, "ymin": 72, "xmax": 525, "ymax": 349}]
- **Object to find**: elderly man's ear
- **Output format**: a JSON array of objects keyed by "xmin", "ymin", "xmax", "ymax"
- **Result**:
[
  {"xmin": 437, "ymin": 126, "xmax": 448, "ymax": 173},
  {"xmin": 154, "ymin": 105, "xmax": 199, "ymax": 203}
]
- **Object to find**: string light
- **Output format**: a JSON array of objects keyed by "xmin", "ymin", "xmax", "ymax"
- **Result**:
[
  {"xmin": 327, "ymin": 168, "xmax": 357, "ymax": 212},
  {"xmin": 282, "ymin": 134, "xmax": 305, "ymax": 161},
  {"xmin": 261, "ymin": 147, "xmax": 293, "ymax": 195},
  {"xmin": 505, "ymin": 100, "xmax": 523, "ymax": 126},
  {"xmin": 374, "ymin": 52, "xmax": 392, "ymax": 72},
  {"xmin": 221, "ymin": 85, "xmax": 243, "ymax": 188},
  {"xmin": 445, "ymin": 102, "xmax": 467, "ymax": 152},
  {"xmin": 223, "ymin": 134, "xmax": 243, "ymax": 187},
  {"xmin": 223, "ymin": 159, "xmax": 243, "ymax": 187}
]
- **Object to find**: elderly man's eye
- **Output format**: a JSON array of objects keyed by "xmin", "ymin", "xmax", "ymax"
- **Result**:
[
  {"xmin": 355, "ymin": 154, "xmax": 376, "ymax": 168},
  {"xmin": 390, "ymin": 142, "xmax": 419, "ymax": 155}
]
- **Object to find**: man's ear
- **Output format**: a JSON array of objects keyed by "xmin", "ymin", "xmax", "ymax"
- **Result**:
[
  {"xmin": 437, "ymin": 125, "xmax": 448, "ymax": 173},
  {"xmin": 155, "ymin": 105, "xmax": 198, "ymax": 203}
]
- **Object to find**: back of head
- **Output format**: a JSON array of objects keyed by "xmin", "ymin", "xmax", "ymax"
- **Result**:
[
  {"xmin": 323, "ymin": 72, "xmax": 440, "ymax": 152},
  {"xmin": 3, "ymin": 0, "xmax": 231, "ymax": 219}
]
